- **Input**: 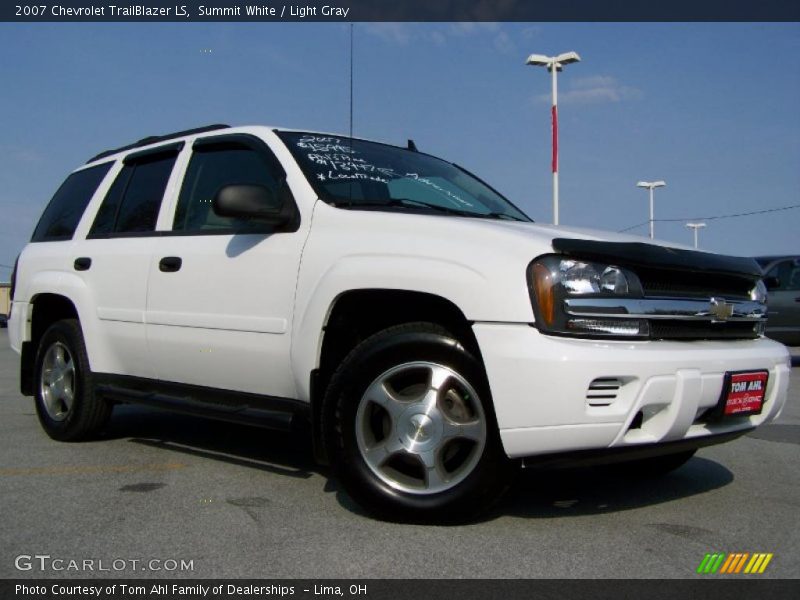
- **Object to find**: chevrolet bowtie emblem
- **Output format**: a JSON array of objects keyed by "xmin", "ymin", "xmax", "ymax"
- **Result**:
[{"xmin": 709, "ymin": 297, "xmax": 734, "ymax": 321}]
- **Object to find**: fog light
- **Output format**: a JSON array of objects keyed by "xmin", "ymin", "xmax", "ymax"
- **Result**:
[{"xmin": 566, "ymin": 318, "xmax": 649, "ymax": 337}]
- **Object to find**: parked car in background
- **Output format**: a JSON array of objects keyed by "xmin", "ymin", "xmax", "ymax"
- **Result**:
[{"xmin": 756, "ymin": 256, "xmax": 800, "ymax": 346}]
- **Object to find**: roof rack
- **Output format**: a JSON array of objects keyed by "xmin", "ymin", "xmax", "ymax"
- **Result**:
[{"xmin": 86, "ymin": 124, "xmax": 231, "ymax": 163}]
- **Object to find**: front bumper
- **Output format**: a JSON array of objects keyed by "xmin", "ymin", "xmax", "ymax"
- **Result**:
[{"xmin": 473, "ymin": 323, "xmax": 791, "ymax": 459}]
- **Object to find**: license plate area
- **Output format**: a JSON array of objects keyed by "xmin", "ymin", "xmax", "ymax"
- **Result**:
[{"xmin": 716, "ymin": 370, "xmax": 769, "ymax": 418}]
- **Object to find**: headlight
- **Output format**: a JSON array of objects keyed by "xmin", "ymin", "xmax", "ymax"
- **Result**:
[
  {"xmin": 559, "ymin": 260, "xmax": 631, "ymax": 295},
  {"xmin": 528, "ymin": 255, "xmax": 647, "ymax": 338},
  {"xmin": 750, "ymin": 279, "xmax": 768, "ymax": 304}
]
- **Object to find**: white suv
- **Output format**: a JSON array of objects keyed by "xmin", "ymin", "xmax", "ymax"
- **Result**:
[{"xmin": 8, "ymin": 124, "xmax": 791, "ymax": 521}]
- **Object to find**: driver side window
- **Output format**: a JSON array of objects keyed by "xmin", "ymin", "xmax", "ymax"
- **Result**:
[
  {"xmin": 766, "ymin": 260, "xmax": 800, "ymax": 291},
  {"xmin": 173, "ymin": 144, "xmax": 282, "ymax": 233}
]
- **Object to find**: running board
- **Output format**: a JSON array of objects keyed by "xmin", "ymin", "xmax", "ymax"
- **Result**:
[{"xmin": 95, "ymin": 375, "xmax": 308, "ymax": 432}]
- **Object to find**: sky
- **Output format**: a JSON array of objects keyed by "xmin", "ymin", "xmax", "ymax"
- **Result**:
[{"xmin": 0, "ymin": 22, "xmax": 798, "ymax": 280}]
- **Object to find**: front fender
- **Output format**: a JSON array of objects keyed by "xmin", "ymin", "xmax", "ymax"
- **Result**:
[{"xmin": 291, "ymin": 254, "xmax": 486, "ymax": 401}]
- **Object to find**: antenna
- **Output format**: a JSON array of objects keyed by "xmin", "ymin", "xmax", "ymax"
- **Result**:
[
  {"xmin": 348, "ymin": 24, "xmax": 354, "ymax": 208},
  {"xmin": 349, "ymin": 23, "xmax": 354, "ymax": 140}
]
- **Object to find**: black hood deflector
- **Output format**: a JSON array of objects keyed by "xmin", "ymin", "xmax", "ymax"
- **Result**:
[{"xmin": 552, "ymin": 238, "xmax": 762, "ymax": 279}]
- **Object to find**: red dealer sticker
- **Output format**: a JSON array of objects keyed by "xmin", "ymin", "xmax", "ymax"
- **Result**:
[{"xmin": 723, "ymin": 371, "xmax": 768, "ymax": 416}]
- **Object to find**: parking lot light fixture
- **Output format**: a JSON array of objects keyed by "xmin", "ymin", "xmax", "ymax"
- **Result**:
[
  {"xmin": 636, "ymin": 180, "xmax": 666, "ymax": 239},
  {"xmin": 526, "ymin": 51, "xmax": 581, "ymax": 226},
  {"xmin": 686, "ymin": 222, "xmax": 707, "ymax": 249}
]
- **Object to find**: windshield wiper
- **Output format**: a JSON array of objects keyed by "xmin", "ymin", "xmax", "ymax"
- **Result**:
[
  {"xmin": 332, "ymin": 198, "xmax": 527, "ymax": 221},
  {"xmin": 333, "ymin": 198, "xmax": 474, "ymax": 217},
  {"xmin": 393, "ymin": 198, "xmax": 528, "ymax": 221},
  {"xmin": 481, "ymin": 212, "xmax": 527, "ymax": 222},
  {"xmin": 391, "ymin": 198, "xmax": 475, "ymax": 216}
]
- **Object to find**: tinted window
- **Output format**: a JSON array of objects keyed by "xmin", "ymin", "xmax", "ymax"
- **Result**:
[
  {"xmin": 31, "ymin": 162, "xmax": 112, "ymax": 242},
  {"xmin": 766, "ymin": 260, "xmax": 800, "ymax": 291},
  {"xmin": 89, "ymin": 154, "xmax": 176, "ymax": 236},
  {"xmin": 89, "ymin": 164, "xmax": 133, "ymax": 237},
  {"xmin": 173, "ymin": 146, "xmax": 281, "ymax": 232}
]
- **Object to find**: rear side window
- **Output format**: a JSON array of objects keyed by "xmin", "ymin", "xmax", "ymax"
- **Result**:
[
  {"xmin": 89, "ymin": 153, "xmax": 177, "ymax": 237},
  {"xmin": 31, "ymin": 162, "xmax": 112, "ymax": 242}
]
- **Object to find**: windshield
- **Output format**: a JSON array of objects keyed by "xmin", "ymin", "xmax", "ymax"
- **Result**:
[{"xmin": 277, "ymin": 131, "xmax": 530, "ymax": 221}]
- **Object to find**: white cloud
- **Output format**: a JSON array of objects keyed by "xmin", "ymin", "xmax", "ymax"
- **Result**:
[
  {"xmin": 447, "ymin": 22, "xmax": 501, "ymax": 36},
  {"xmin": 430, "ymin": 30, "xmax": 447, "ymax": 46},
  {"xmin": 535, "ymin": 75, "xmax": 643, "ymax": 105},
  {"xmin": 361, "ymin": 22, "xmax": 514, "ymax": 54},
  {"xmin": 0, "ymin": 145, "xmax": 44, "ymax": 163},
  {"xmin": 361, "ymin": 23, "xmax": 413, "ymax": 45},
  {"xmin": 520, "ymin": 25, "xmax": 543, "ymax": 40},
  {"xmin": 493, "ymin": 30, "xmax": 514, "ymax": 54}
]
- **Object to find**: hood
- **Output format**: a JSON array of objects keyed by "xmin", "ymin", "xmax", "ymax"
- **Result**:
[
  {"xmin": 467, "ymin": 219, "xmax": 760, "ymax": 277},
  {"xmin": 446, "ymin": 217, "xmax": 697, "ymax": 251}
]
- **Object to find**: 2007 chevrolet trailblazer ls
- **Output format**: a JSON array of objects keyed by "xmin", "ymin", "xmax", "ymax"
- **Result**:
[{"xmin": 7, "ymin": 124, "xmax": 790, "ymax": 520}]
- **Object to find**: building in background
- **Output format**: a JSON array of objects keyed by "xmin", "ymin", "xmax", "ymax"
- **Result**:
[{"xmin": 0, "ymin": 283, "xmax": 9, "ymax": 327}]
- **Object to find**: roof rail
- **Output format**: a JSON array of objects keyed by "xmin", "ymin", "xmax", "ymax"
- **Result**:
[{"xmin": 86, "ymin": 124, "xmax": 231, "ymax": 163}]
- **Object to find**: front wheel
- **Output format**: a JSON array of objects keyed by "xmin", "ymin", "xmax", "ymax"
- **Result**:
[{"xmin": 323, "ymin": 322, "xmax": 516, "ymax": 522}]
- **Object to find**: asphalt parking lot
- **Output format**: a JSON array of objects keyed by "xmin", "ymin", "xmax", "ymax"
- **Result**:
[{"xmin": 0, "ymin": 329, "xmax": 798, "ymax": 579}]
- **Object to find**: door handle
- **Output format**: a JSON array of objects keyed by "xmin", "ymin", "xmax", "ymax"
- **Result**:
[
  {"xmin": 74, "ymin": 257, "xmax": 92, "ymax": 271},
  {"xmin": 159, "ymin": 257, "xmax": 182, "ymax": 273}
]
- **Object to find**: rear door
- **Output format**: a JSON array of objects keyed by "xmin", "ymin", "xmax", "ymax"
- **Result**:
[
  {"xmin": 145, "ymin": 133, "xmax": 306, "ymax": 398},
  {"xmin": 72, "ymin": 144, "xmax": 181, "ymax": 378}
]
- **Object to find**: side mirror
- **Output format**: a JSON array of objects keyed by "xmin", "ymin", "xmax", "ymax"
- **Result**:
[
  {"xmin": 764, "ymin": 276, "xmax": 780, "ymax": 291},
  {"xmin": 213, "ymin": 184, "xmax": 293, "ymax": 227}
]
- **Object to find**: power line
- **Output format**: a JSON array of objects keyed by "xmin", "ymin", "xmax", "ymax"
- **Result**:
[
  {"xmin": 618, "ymin": 203, "xmax": 800, "ymax": 233},
  {"xmin": 0, "ymin": 264, "xmax": 13, "ymax": 270}
]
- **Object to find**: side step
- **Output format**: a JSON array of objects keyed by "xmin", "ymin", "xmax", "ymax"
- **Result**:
[{"xmin": 95, "ymin": 377, "xmax": 308, "ymax": 432}]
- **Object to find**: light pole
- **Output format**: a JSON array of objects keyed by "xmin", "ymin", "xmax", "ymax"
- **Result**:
[
  {"xmin": 636, "ymin": 180, "xmax": 666, "ymax": 239},
  {"xmin": 526, "ymin": 51, "xmax": 581, "ymax": 226},
  {"xmin": 686, "ymin": 222, "xmax": 706, "ymax": 249}
]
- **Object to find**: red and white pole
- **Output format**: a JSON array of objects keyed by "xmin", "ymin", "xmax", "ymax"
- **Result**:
[{"xmin": 551, "ymin": 63, "xmax": 559, "ymax": 225}]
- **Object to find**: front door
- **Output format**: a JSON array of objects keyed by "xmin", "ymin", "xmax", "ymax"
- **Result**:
[{"xmin": 145, "ymin": 133, "xmax": 307, "ymax": 399}]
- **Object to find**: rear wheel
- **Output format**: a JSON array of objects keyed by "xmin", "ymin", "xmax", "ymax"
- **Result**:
[
  {"xmin": 323, "ymin": 322, "xmax": 515, "ymax": 522},
  {"xmin": 34, "ymin": 319, "xmax": 111, "ymax": 441}
]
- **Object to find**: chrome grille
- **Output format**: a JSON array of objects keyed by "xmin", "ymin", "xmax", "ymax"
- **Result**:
[{"xmin": 564, "ymin": 291, "xmax": 765, "ymax": 341}]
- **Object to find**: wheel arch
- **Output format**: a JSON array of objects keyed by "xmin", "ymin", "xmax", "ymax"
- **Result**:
[
  {"xmin": 306, "ymin": 288, "xmax": 484, "ymax": 464},
  {"xmin": 21, "ymin": 293, "xmax": 81, "ymax": 396}
]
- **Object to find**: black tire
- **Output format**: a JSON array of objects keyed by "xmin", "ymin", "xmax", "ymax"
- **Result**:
[
  {"xmin": 33, "ymin": 319, "xmax": 111, "ymax": 441},
  {"xmin": 322, "ymin": 322, "xmax": 516, "ymax": 522},
  {"xmin": 613, "ymin": 449, "xmax": 697, "ymax": 478}
]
